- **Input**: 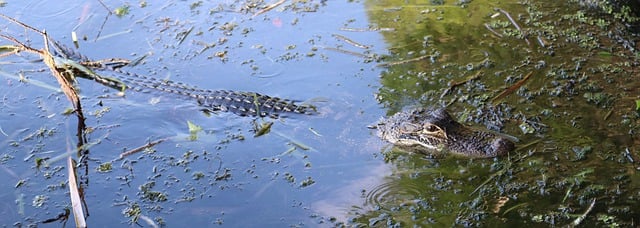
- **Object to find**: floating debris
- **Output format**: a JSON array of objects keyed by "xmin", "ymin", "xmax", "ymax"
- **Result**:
[
  {"xmin": 67, "ymin": 157, "xmax": 86, "ymax": 227},
  {"xmin": 114, "ymin": 5, "xmax": 130, "ymax": 17},
  {"xmin": 340, "ymin": 27, "xmax": 396, "ymax": 32},
  {"xmin": 187, "ymin": 120, "xmax": 202, "ymax": 141},
  {"xmin": 332, "ymin": 34, "xmax": 371, "ymax": 49},
  {"xmin": 118, "ymin": 138, "xmax": 169, "ymax": 160},
  {"xmin": 308, "ymin": 127, "xmax": 322, "ymax": 137},
  {"xmin": 495, "ymin": 8, "xmax": 530, "ymax": 45},
  {"xmin": 569, "ymin": 198, "xmax": 596, "ymax": 226},
  {"xmin": 377, "ymin": 54, "xmax": 432, "ymax": 67},
  {"xmin": 440, "ymin": 71, "xmax": 483, "ymax": 98},
  {"xmin": 491, "ymin": 71, "xmax": 534, "ymax": 104},
  {"xmin": 253, "ymin": 121, "xmax": 273, "ymax": 137},
  {"xmin": 484, "ymin": 23, "xmax": 503, "ymax": 38},
  {"xmin": 323, "ymin": 47, "xmax": 370, "ymax": 59},
  {"xmin": 253, "ymin": 0, "xmax": 286, "ymax": 17}
]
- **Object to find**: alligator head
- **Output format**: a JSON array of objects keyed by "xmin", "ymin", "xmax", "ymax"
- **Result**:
[{"xmin": 376, "ymin": 108, "xmax": 515, "ymax": 158}]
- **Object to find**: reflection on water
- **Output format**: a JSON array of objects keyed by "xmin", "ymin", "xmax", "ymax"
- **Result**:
[
  {"xmin": 1, "ymin": 0, "xmax": 639, "ymax": 226},
  {"xmin": 352, "ymin": 0, "xmax": 640, "ymax": 226},
  {"xmin": 311, "ymin": 162, "xmax": 391, "ymax": 222}
]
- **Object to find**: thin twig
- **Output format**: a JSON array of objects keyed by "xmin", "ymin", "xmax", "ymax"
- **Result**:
[
  {"xmin": 570, "ymin": 198, "xmax": 596, "ymax": 227},
  {"xmin": 323, "ymin": 47, "xmax": 371, "ymax": 58},
  {"xmin": 491, "ymin": 71, "xmax": 534, "ymax": 104},
  {"xmin": 118, "ymin": 138, "xmax": 169, "ymax": 160},
  {"xmin": 0, "ymin": 34, "xmax": 40, "ymax": 54},
  {"xmin": 495, "ymin": 8, "xmax": 530, "ymax": 45},
  {"xmin": 41, "ymin": 30, "xmax": 83, "ymax": 111},
  {"xmin": 92, "ymin": 0, "xmax": 114, "ymax": 41},
  {"xmin": 340, "ymin": 27, "xmax": 395, "ymax": 32},
  {"xmin": 253, "ymin": 0, "xmax": 286, "ymax": 17},
  {"xmin": 536, "ymin": 36, "xmax": 547, "ymax": 48},
  {"xmin": 441, "ymin": 71, "xmax": 483, "ymax": 98},
  {"xmin": 332, "ymin": 34, "xmax": 370, "ymax": 49},
  {"xmin": 0, "ymin": 13, "xmax": 43, "ymax": 34},
  {"xmin": 67, "ymin": 157, "xmax": 87, "ymax": 227},
  {"xmin": 495, "ymin": 8, "xmax": 521, "ymax": 31},
  {"xmin": 484, "ymin": 23, "xmax": 503, "ymax": 38},
  {"xmin": 96, "ymin": 0, "xmax": 113, "ymax": 13},
  {"xmin": 377, "ymin": 54, "xmax": 432, "ymax": 67}
]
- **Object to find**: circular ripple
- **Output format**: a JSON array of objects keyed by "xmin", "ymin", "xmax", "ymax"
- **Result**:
[
  {"xmin": 365, "ymin": 179, "xmax": 423, "ymax": 208},
  {"xmin": 21, "ymin": 0, "xmax": 84, "ymax": 19}
]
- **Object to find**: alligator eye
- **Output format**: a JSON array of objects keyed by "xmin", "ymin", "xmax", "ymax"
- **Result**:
[{"xmin": 425, "ymin": 124, "xmax": 438, "ymax": 132}]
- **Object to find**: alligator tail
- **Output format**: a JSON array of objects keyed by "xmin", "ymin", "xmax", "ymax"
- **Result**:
[
  {"xmin": 194, "ymin": 90, "xmax": 315, "ymax": 118},
  {"xmin": 108, "ymin": 69, "xmax": 316, "ymax": 118}
]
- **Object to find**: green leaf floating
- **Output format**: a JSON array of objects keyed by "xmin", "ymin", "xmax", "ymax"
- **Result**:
[{"xmin": 187, "ymin": 120, "xmax": 202, "ymax": 141}]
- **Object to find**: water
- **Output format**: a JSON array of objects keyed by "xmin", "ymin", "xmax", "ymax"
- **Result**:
[
  {"xmin": 0, "ymin": 0, "xmax": 639, "ymax": 227},
  {"xmin": 0, "ymin": 1, "xmax": 387, "ymax": 227}
]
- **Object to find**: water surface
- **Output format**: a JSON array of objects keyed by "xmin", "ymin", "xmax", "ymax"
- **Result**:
[{"xmin": 0, "ymin": 0, "xmax": 639, "ymax": 227}]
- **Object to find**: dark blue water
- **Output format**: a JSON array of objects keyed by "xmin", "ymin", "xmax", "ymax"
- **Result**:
[{"xmin": 0, "ymin": 1, "xmax": 389, "ymax": 226}]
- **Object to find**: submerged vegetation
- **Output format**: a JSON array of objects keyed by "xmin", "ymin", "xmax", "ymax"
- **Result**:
[{"xmin": 352, "ymin": 0, "xmax": 640, "ymax": 226}]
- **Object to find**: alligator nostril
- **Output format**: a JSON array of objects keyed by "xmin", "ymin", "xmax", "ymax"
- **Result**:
[{"xmin": 400, "ymin": 123, "xmax": 420, "ymax": 133}]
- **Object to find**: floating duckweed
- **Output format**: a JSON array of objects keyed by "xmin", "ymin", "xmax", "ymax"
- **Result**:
[
  {"xmin": 283, "ymin": 172, "xmax": 295, "ymax": 183},
  {"xmin": 97, "ymin": 162, "xmax": 113, "ymax": 173},
  {"xmin": 299, "ymin": 176, "xmax": 315, "ymax": 188},
  {"xmin": 32, "ymin": 195, "xmax": 47, "ymax": 208},
  {"xmin": 139, "ymin": 181, "xmax": 168, "ymax": 202},
  {"xmin": 192, "ymin": 171, "xmax": 205, "ymax": 180},
  {"xmin": 123, "ymin": 203, "xmax": 142, "ymax": 222},
  {"xmin": 114, "ymin": 5, "xmax": 130, "ymax": 17}
]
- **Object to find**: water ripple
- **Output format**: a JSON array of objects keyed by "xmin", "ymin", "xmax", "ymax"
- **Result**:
[
  {"xmin": 21, "ymin": 0, "xmax": 83, "ymax": 19},
  {"xmin": 365, "ymin": 178, "xmax": 423, "ymax": 208}
]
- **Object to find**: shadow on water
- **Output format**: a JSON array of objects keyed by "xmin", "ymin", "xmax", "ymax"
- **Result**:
[{"xmin": 1, "ymin": 0, "xmax": 640, "ymax": 227}]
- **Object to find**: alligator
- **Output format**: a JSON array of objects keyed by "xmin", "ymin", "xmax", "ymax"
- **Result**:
[
  {"xmin": 53, "ymin": 42, "xmax": 514, "ymax": 157},
  {"xmin": 375, "ymin": 108, "xmax": 515, "ymax": 158},
  {"xmin": 51, "ymin": 42, "xmax": 315, "ymax": 118}
]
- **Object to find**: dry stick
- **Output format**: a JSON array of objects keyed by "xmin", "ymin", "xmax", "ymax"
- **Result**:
[
  {"xmin": 0, "ymin": 34, "xmax": 40, "ymax": 54},
  {"xmin": 495, "ymin": 8, "xmax": 530, "ymax": 45},
  {"xmin": 67, "ymin": 157, "xmax": 87, "ymax": 228},
  {"xmin": 0, "ymin": 14, "xmax": 73, "ymax": 59},
  {"xmin": 0, "ymin": 28, "xmax": 81, "ymax": 107},
  {"xmin": 92, "ymin": 0, "xmax": 114, "ymax": 41},
  {"xmin": 440, "ymin": 71, "xmax": 483, "ymax": 98},
  {"xmin": 41, "ymin": 30, "xmax": 83, "ymax": 111},
  {"xmin": 484, "ymin": 23, "xmax": 503, "ymax": 38},
  {"xmin": 3, "ymin": 20, "xmax": 87, "ymax": 227},
  {"xmin": 96, "ymin": 0, "xmax": 113, "ymax": 13},
  {"xmin": 340, "ymin": 27, "xmax": 395, "ymax": 32},
  {"xmin": 570, "ymin": 198, "xmax": 596, "ymax": 226},
  {"xmin": 491, "ymin": 71, "xmax": 533, "ymax": 104},
  {"xmin": 0, "ymin": 13, "xmax": 42, "ymax": 34},
  {"xmin": 377, "ymin": 54, "xmax": 431, "ymax": 67},
  {"xmin": 332, "ymin": 34, "xmax": 371, "ymax": 49},
  {"xmin": 323, "ymin": 47, "xmax": 371, "ymax": 58},
  {"xmin": 536, "ymin": 36, "xmax": 547, "ymax": 48},
  {"xmin": 253, "ymin": 0, "xmax": 287, "ymax": 17},
  {"xmin": 118, "ymin": 138, "xmax": 169, "ymax": 160}
]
